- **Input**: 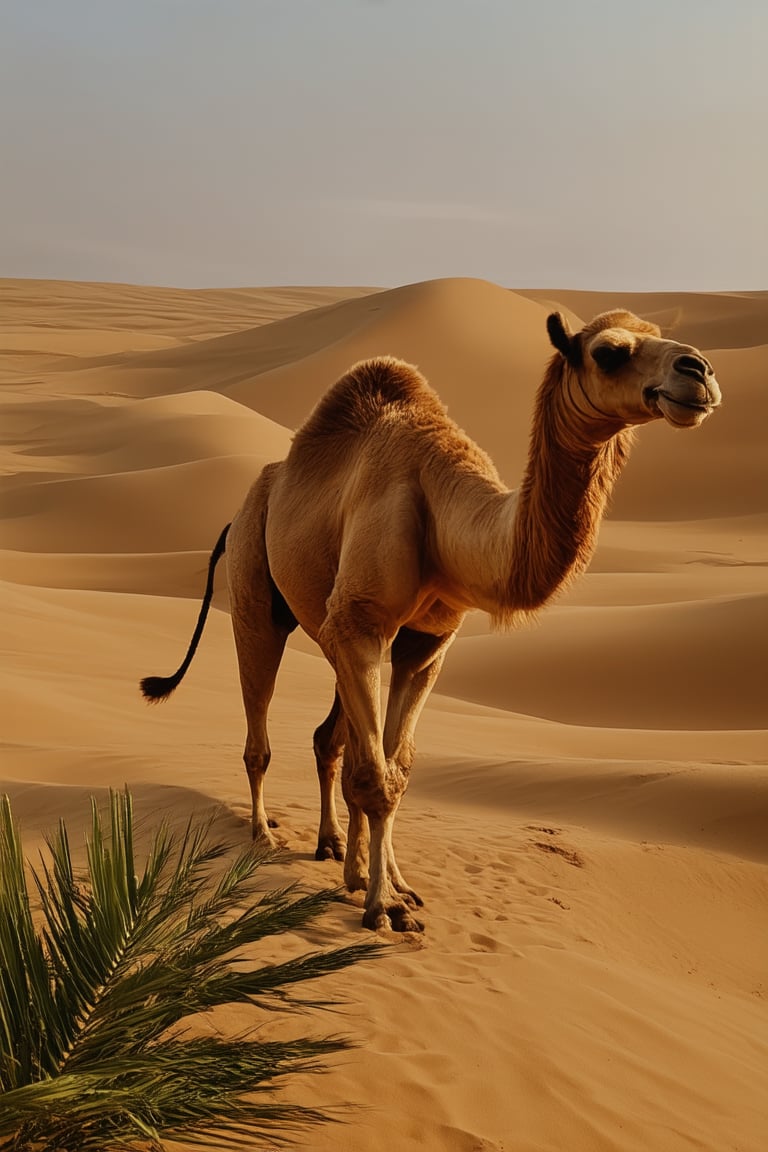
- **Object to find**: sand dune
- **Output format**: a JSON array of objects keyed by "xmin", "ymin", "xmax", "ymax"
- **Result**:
[
  {"xmin": 1, "ymin": 276, "xmax": 766, "ymax": 1152},
  {"xmin": 6, "ymin": 391, "xmax": 289, "ymax": 471},
  {"xmin": 0, "ymin": 278, "xmax": 376, "ymax": 341},
  {"xmin": 28, "ymin": 278, "xmax": 767, "ymax": 521},
  {"xmin": 440, "ymin": 593, "xmax": 768, "ymax": 728},
  {"xmin": 34, "ymin": 280, "xmax": 550, "ymax": 478},
  {"xmin": 0, "ymin": 455, "xmax": 281, "ymax": 554},
  {"xmin": 0, "ymin": 549, "xmax": 226, "ymax": 599}
]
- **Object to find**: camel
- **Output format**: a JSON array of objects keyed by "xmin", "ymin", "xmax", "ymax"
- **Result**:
[{"xmin": 141, "ymin": 309, "xmax": 721, "ymax": 932}]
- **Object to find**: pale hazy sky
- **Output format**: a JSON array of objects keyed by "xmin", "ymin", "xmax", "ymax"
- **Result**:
[{"xmin": 1, "ymin": 0, "xmax": 766, "ymax": 289}]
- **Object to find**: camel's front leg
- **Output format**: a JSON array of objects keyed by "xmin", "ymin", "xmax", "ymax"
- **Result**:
[
  {"xmin": 380, "ymin": 628, "xmax": 455, "ymax": 907},
  {"xmin": 319, "ymin": 619, "xmax": 423, "ymax": 933}
]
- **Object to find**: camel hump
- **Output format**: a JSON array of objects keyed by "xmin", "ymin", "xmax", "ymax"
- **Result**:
[
  {"xmin": 298, "ymin": 356, "xmax": 442, "ymax": 440},
  {"xmin": 342, "ymin": 356, "xmax": 427, "ymax": 402}
]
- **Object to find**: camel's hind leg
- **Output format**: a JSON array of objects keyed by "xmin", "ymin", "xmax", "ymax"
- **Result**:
[
  {"xmin": 312, "ymin": 690, "xmax": 349, "ymax": 862},
  {"xmin": 227, "ymin": 469, "xmax": 295, "ymax": 845},
  {"xmin": 231, "ymin": 607, "xmax": 290, "ymax": 846}
]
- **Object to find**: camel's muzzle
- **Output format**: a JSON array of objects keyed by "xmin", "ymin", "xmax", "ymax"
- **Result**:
[
  {"xmin": 645, "ymin": 384, "xmax": 720, "ymax": 428},
  {"xmin": 644, "ymin": 352, "xmax": 722, "ymax": 428}
]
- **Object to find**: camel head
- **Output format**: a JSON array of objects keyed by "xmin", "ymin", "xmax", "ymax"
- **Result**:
[{"xmin": 546, "ymin": 309, "xmax": 721, "ymax": 431}]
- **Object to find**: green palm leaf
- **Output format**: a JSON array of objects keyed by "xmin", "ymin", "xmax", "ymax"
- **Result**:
[{"xmin": 0, "ymin": 790, "xmax": 381, "ymax": 1151}]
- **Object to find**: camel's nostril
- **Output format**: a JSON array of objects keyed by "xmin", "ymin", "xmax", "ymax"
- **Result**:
[{"xmin": 674, "ymin": 354, "xmax": 709, "ymax": 383}]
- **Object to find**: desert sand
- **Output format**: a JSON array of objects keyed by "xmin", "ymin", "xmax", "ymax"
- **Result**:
[{"xmin": 1, "ymin": 275, "xmax": 766, "ymax": 1151}]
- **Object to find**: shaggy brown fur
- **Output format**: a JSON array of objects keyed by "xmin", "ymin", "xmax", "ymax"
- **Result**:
[{"xmin": 141, "ymin": 310, "xmax": 720, "ymax": 934}]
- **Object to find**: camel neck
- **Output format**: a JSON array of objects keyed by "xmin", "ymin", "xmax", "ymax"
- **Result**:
[{"xmin": 497, "ymin": 359, "xmax": 633, "ymax": 623}]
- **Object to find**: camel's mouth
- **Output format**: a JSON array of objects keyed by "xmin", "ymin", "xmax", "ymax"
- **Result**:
[{"xmin": 644, "ymin": 387, "xmax": 718, "ymax": 428}]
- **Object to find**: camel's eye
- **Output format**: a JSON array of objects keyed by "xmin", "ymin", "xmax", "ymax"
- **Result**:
[{"xmin": 591, "ymin": 342, "xmax": 632, "ymax": 373}]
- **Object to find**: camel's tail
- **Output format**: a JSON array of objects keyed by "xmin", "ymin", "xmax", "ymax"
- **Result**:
[{"xmin": 140, "ymin": 523, "xmax": 231, "ymax": 703}]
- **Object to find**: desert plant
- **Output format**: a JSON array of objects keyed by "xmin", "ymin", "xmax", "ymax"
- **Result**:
[{"xmin": 0, "ymin": 789, "xmax": 380, "ymax": 1151}]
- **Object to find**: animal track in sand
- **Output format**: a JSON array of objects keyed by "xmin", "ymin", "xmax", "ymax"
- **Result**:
[{"xmin": 532, "ymin": 840, "xmax": 584, "ymax": 867}]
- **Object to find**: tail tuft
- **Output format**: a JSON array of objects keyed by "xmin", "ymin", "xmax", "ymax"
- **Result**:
[{"xmin": 140, "ymin": 674, "xmax": 181, "ymax": 703}]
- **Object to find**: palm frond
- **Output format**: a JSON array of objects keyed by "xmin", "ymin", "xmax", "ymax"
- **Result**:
[{"xmin": 0, "ymin": 789, "xmax": 381, "ymax": 1151}]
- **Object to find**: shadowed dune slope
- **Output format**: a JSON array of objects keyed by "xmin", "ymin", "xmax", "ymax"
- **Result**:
[
  {"xmin": 0, "ymin": 277, "xmax": 766, "ymax": 1152},
  {"xmin": 440, "ymin": 593, "xmax": 768, "ymax": 729},
  {"xmin": 0, "ymin": 455, "xmax": 281, "ymax": 554},
  {"xmin": 1, "ymin": 391, "xmax": 290, "ymax": 477}
]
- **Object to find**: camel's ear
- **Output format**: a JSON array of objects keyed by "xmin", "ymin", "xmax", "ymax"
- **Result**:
[{"xmin": 546, "ymin": 312, "xmax": 581, "ymax": 366}]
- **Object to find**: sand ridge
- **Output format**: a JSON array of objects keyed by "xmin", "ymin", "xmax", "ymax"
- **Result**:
[{"xmin": 1, "ymin": 277, "xmax": 766, "ymax": 1151}]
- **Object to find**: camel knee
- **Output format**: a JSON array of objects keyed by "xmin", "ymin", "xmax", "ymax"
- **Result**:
[
  {"xmin": 244, "ymin": 747, "xmax": 271, "ymax": 781},
  {"xmin": 345, "ymin": 759, "xmax": 407, "ymax": 819}
]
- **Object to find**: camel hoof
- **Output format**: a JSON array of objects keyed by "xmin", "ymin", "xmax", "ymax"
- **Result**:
[
  {"xmin": 362, "ymin": 903, "xmax": 425, "ymax": 933},
  {"xmin": 251, "ymin": 826, "xmax": 279, "ymax": 850},
  {"xmin": 315, "ymin": 836, "xmax": 347, "ymax": 862},
  {"xmin": 399, "ymin": 889, "xmax": 424, "ymax": 909}
]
